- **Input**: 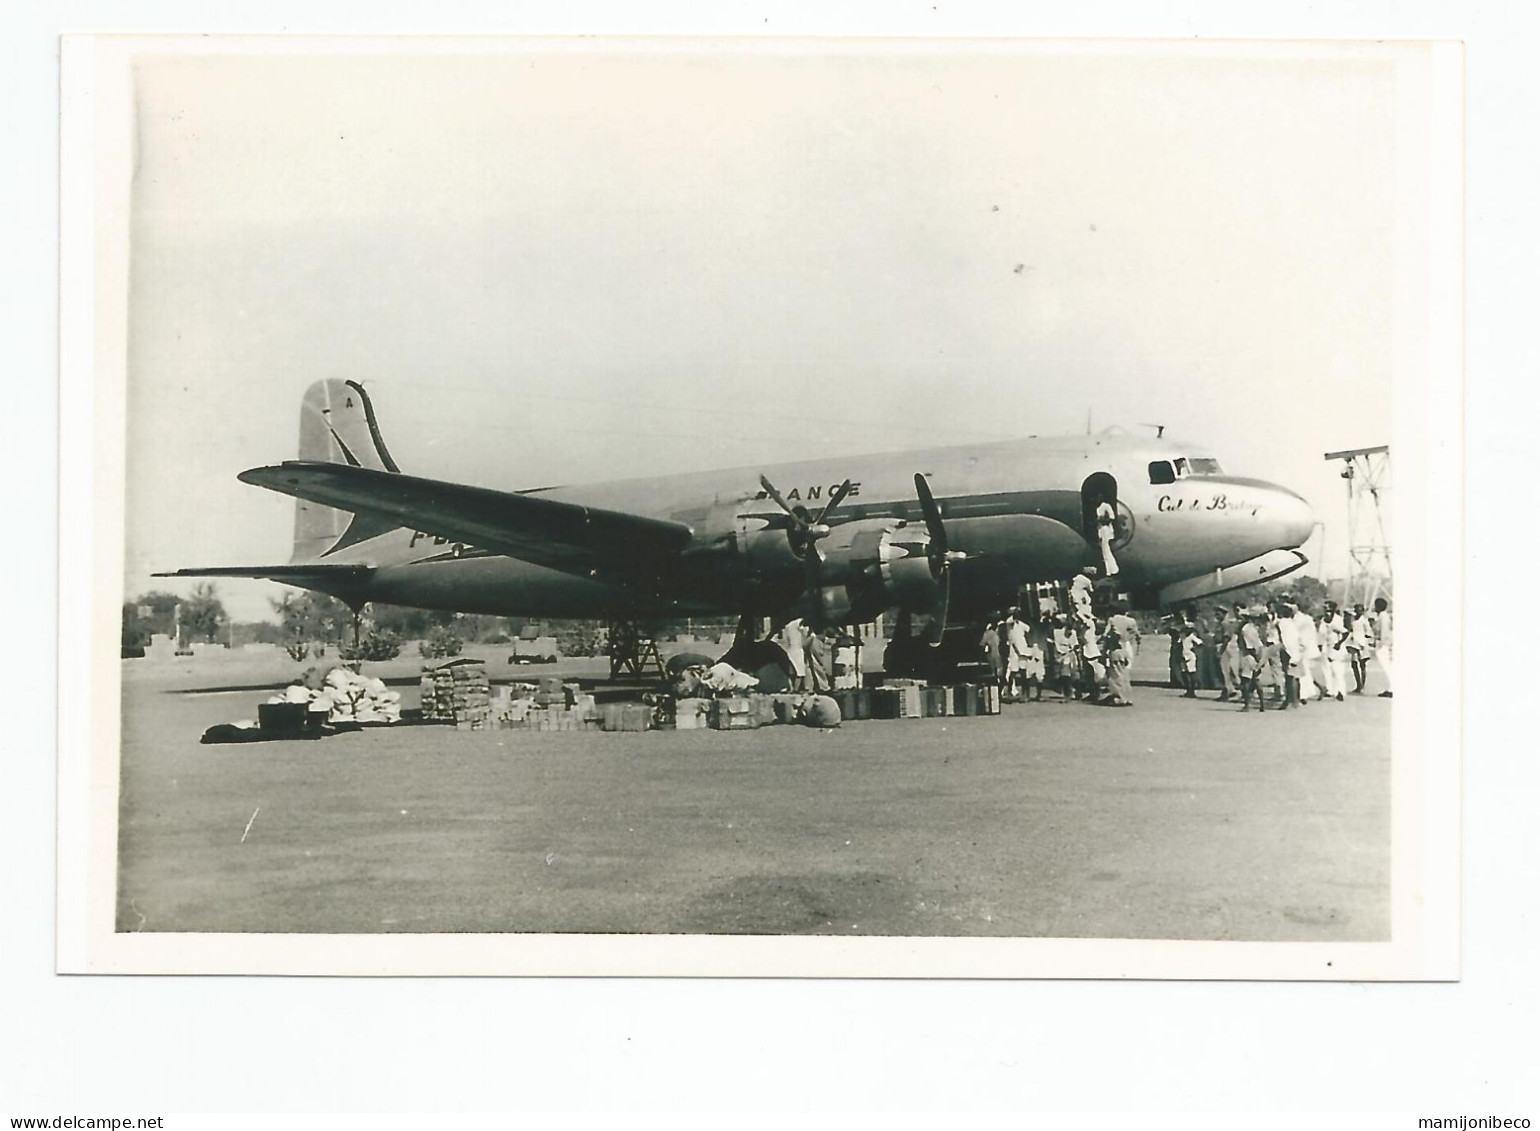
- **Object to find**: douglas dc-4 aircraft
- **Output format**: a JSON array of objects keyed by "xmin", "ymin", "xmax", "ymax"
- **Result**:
[{"xmin": 161, "ymin": 380, "xmax": 1315, "ymax": 675}]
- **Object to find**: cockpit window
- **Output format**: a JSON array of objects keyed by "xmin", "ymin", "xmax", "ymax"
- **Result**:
[
  {"xmin": 1173, "ymin": 457, "xmax": 1189, "ymax": 477},
  {"xmin": 1148, "ymin": 460, "xmax": 1176, "ymax": 485},
  {"xmin": 1188, "ymin": 457, "xmax": 1223, "ymax": 475}
]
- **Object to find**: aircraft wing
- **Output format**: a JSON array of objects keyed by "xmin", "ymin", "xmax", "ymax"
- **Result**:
[{"xmin": 237, "ymin": 461, "xmax": 696, "ymax": 575}]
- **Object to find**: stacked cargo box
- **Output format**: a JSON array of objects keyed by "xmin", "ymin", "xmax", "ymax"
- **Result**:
[{"xmin": 420, "ymin": 660, "xmax": 492, "ymax": 728}]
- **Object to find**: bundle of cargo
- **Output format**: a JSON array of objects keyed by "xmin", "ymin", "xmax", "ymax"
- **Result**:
[
  {"xmin": 601, "ymin": 703, "xmax": 653, "ymax": 732},
  {"xmin": 264, "ymin": 668, "xmax": 403, "ymax": 728},
  {"xmin": 420, "ymin": 660, "xmax": 492, "ymax": 728},
  {"xmin": 526, "ymin": 704, "xmax": 588, "ymax": 732}
]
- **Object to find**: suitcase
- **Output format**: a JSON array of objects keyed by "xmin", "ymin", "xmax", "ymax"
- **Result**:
[
  {"xmin": 923, "ymin": 687, "xmax": 948, "ymax": 717},
  {"xmin": 674, "ymin": 698, "xmax": 709, "ymax": 730},
  {"xmin": 773, "ymin": 694, "xmax": 805, "ymax": 725},
  {"xmin": 870, "ymin": 687, "xmax": 902, "ymax": 719},
  {"xmin": 832, "ymin": 689, "xmax": 859, "ymax": 723},
  {"xmin": 852, "ymin": 687, "xmax": 872, "ymax": 720},
  {"xmin": 897, "ymin": 685, "xmax": 924, "ymax": 719},
  {"xmin": 951, "ymin": 683, "xmax": 980, "ymax": 717},
  {"xmin": 710, "ymin": 697, "xmax": 760, "ymax": 730},
  {"xmin": 979, "ymin": 684, "xmax": 1001, "ymax": 715},
  {"xmin": 752, "ymin": 694, "xmax": 780, "ymax": 727}
]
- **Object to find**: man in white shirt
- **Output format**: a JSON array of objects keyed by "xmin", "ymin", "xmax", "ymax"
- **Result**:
[
  {"xmin": 1372, "ymin": 597, "xmax": 1394, "ymax": 698},
  {"xmin": 775, "ymin": 618, "xmax": 809, "ymax": 691},
  {"xmin": 1275, "ymin": 600, "xmax": 1303, "ymax": 708},
  {"xmin": 1095, "ymin": 499, "xmax": 1119, "ymax": 577},
  {"xmin": 1317, "ymin": 602, "xmax": 1347, "ymax": 701},
  {"xmin": 1289, "ymin": 603, "xmax": 1319, "ymax": 701}
]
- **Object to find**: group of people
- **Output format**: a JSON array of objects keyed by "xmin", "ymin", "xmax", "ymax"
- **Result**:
[
  {"xmin": 1170, "ymin": 595, "xmax": 1393, "ymax": 711},
  {"xmin": 980, "ymin": 572, "xmax": 1142, "ymax": 708},
  {"xmin": 979, "ymin": 577, "xmax": 1394, "ymax": 712}
]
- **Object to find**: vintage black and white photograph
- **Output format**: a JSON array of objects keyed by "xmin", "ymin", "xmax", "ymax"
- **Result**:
[{"xmin": 60, "ymin": 35, "xmax": 1460, "ymax": 976}]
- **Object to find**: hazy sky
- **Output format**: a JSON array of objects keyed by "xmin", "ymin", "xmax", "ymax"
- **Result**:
[{"xmin": 124, "ymin": 42, "xmax": 1407, "ymax": 623}]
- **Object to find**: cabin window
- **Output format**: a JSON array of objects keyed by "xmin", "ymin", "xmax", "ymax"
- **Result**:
[
  {"xmin": 1189, "ymin": 457, "xmax": 1222, "ymax": 475},
  {"xmin": 1148, "ymin": 460, "xmax": 1176, "ymax": 485}
]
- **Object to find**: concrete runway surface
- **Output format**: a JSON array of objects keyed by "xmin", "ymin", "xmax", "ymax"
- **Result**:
[{"xmin": 116, "ymin": 648, "xmax": 1390, "ymax": 939}]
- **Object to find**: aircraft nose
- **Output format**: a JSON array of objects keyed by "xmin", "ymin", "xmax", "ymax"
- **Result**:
[{"xmin": 1268, "ymin": 486, "xmax": 1316, "ymax": 549}]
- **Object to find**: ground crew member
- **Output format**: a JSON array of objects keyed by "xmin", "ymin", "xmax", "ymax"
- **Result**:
[
  {"xmin": 1372, "ymin": 597, "xmax": 1393, "ymax": 698},
  {"xmin": 1238, "ymin": 607, "xmax": 1268, "ymax": 712},
  {"xmin": 1178, "ymin": 622, "xmax": 1202, "ymax": 698},
  {"xmin": 1318, "ymin": 602, "xmax": 1348, "ymax": 701},
  {"xmin": 806, "ymin": 627, "xmax": 832, "ymax": 693},
  {"xmin": 980, "ymin": 617, "xmax": 1004, "ymax": 691},
  {"xmin": 1216, "ymin": 609, "xmax": 1241, "ymax": 702}
]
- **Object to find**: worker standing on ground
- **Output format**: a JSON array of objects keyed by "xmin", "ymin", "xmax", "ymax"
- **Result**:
[
  {"xmin": 980, "ymin": 617, "xmax": 1005, "ymax": 694},
  {"xmin": 1319, "ymin": 601, "xmax": 1347, "ymax": 701},
  {"xmin": 1372, "ymin": 597, "xmax": 1394, "ymax": 698},
  {"xmin": 1106, "ymin": 603, "xmax": 1140, "ymax": 706},
  {"xmin": 1102, "ymin": 620, "xmax": 1133, "ymax": 707},
  {"xmin": 805, "ymin": 627, "xmax": 832, "ymax": 693},
  {"xmin": 1178, "ymin": 620, "xmax": 1203, "ymax": 698},
  {"xmin": 1052, "ymin": 615, "xmax": 1079, "ymax": 700},
  {"xmin": 1276, "ymin": 598, "xmax": 1303, "ymax": 708},
  {"xmin": 1095, "ymin": 499, "xmax": 1119, "ymax": 577},
  {"xmin": 1020, "ymin": 618, "xmax": 1045, "ymax": 702},
  {"xmin": 1292, "ymin": 600, "xmax": 1321, "ymax": 702},
  {"xmin": 1005, "ymin": 609, "xmax": 1031, "ymax": 702},
  {"xmin": 1238, "ymin": 607, "xmax": 1268, "ymax": 712},
  {"xmin": 1347, "ymin": 607, "xmax": 1373, "ymax": 694},
  {"xmin": 776, "ymin": 618, "xmax": 810, "ymax": 692},
  {"xmin": 1216, "ymin": 609, "xmax": 1241, "ymax": 702}
]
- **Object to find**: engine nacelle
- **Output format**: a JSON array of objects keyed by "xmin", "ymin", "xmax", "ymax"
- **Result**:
[{"xmin": 808, "ymin": 518, "xmax": 941, "ymax": 625}]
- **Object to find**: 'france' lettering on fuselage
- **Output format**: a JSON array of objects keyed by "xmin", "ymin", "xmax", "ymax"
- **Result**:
[{"xmin": 751, "ymin": 482, "xmax": 862, "ymax": 503}]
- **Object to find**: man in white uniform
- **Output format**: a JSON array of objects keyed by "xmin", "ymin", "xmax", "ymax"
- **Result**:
[
  {"xmin": 1291, "ymin": 601, "xmax": 1321, "ymax": 701},
  {"xmin": 1372, "ymin": 597, "xmax": 1393, "ymax": 698},
  {"xmin": 775, "ymin": 618, "xmax": 809, "ymax": 691},
  {"xmin": 1094, "ymin": 499, "xmax": 1119, "ymax": 577},
  {"xmin": 1317, "ymin": 602, "xmax": 1347, "ymax": 701}
]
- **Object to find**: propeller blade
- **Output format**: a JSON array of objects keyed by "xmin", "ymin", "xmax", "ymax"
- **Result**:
[
  {"xmin": 925, "ymin": 569, "xmax": 951, "ymax": 646},
  {"xmin": 813, "ymin": 478, "xmax": 854, "ymax": 526},
  {"xmin": 913, "ymin": 473, "xmax": 949, "ymax": 562},
  {"xmin": 759, "ymin": 474, "xmax": 797, "ymax": 519}
]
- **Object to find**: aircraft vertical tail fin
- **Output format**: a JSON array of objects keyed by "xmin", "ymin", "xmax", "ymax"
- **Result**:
[{"xmin": 293, "ymin": 380, "xmax": 403, "ymax": 561}]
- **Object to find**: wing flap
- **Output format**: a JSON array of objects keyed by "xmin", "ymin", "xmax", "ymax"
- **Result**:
[{"xmin": 237, "ymin": 461, "xmax": 694, "ymax": 575}]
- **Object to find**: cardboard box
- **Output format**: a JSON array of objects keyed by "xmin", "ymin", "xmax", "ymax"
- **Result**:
[
  {"xmin": 710, "ymin": 698, "xmax": 760, "ymax": 730},
  {"xmin": 674, "ymin": 698, "xmax": 709, "ymax": 729}
]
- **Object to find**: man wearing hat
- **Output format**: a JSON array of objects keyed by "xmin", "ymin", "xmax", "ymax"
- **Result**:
[{"xmin": 1237, "ymin": 606, "xmax": 1269, "ymax": 711}]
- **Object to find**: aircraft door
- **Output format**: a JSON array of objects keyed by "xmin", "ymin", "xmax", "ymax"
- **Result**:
[
  {"xmin": 1081, "ymin": 473, "xmax": 1118, "ymax": 542},
  {"xmin": 1081, "ymin": 472, "xmax": 1129, "ymax": 579}
]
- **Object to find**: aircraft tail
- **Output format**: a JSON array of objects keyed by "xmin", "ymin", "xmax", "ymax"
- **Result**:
[{"xmin": 292, "ymin": 379, "xmax": 403, "ymax": 561}]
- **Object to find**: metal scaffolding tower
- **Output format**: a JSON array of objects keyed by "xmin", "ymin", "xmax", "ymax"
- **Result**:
[{"xmin": 1324, "ymin": 444, "xmax": 1392, "ymax": 608}]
